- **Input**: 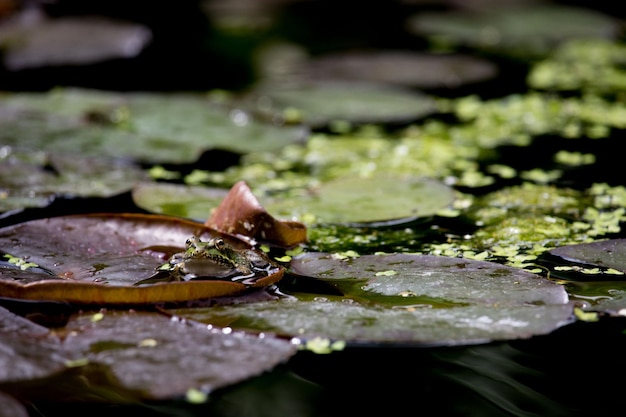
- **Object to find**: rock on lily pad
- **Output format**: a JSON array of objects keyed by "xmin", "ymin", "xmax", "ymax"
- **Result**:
[
  {"xmin": 0, "ymin": 307, "xmax": 297, "ymax": 401},
  {"xmin": 263, "ymin": 175, "xmax": 455, "ymax": 226},
  {"xmin": 173, "ymin": 253, "xmax": 573, "ymax": 346},
  {"xmin": 306, "ymin": 51, "xmax": 498, "ymax": 89},
  {"xmin": 407, "ymin": 4, "xmax": 619, "ymax": 59},
  {"xmin": 0, "ymin": 88, "xmax": 307, "ymax": 163},
  {"xmin": 246, "ymin": 81, "xmax": 437, "ymax": 127},
  {"xmin": 0, "ymin": 214, "xmax": 283, "ymax": 304}
]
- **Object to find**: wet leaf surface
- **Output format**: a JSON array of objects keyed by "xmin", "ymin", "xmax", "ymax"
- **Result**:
[
  {"xmin": 0, "ymin": 307, "xmax": 297, "ymax": 401},
  {"xmin": 170, "ymin": 253, "xmax": 573, "ymax": 346},
  {"xmin": 0, "ymin": 214, "xmax": 283, "ymax": 304},
  {"xmin": 547, "ymin": 239, "xmax": 626, "ymax": 273}
]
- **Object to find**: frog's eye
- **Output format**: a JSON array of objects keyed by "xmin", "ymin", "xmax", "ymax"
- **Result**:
[{"xmin": 214, "ymin": 238, "xmax": 226, "ymax": 251}]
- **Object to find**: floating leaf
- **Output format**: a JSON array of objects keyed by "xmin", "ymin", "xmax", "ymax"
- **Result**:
[
  {"xmin": 0, "ymin": 150, "xmax": 148, "ymax": 212},
  {"xmin": 246, "ymin": 81, "xmax": 436, "ymax": 127},
  {"xmin": 172, "ymin": 253, "xmax": 573, "ymax": 346},
  {"xmin": 407, "ymin": 4, "xmax": 619, "ymax": 59},
  {"xmin": 205, "ymin": 181, "xmax": 307, "ymax": 247},
  {"xmin": 0, "ymin": 16, "xmax": 152, "ymax": 70},
  {"xmin": 547, "ymin": 239, "xmax": 626, "ymax": 276},
  {"xmin": 0, "ymin": 89, "xmax": 307, "ymax": 163},
  {"xmin": 306, "ymin": 51, "xmax": 498, "ymax": 89},
  {"xmin": 263, "ymin": 175, "xmax": 456, "ymax": 226},
  {"xmin": 0, "ymin": 307, "xmax": 297, "ymax": 401},
  {"xmin": 0, "ymin": 214, "xmax": 283, "ymax": 304},
  {"xmin": 132, "ymin": 182, "xmax": 229, "ymax": 221}
]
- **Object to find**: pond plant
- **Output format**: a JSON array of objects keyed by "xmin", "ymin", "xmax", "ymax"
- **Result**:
[{"xmin": 1, "ymin": 1, "xmax": 626, "ymax": 416}]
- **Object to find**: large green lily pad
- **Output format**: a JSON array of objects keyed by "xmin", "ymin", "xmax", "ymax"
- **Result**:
[
  {"xmin": 246, "ymin": 81, "xmax": 437, "ymax": 127},
  {"xmin": 0, "ymin": 88, "xmax": 307, "ymax": 163},
  {"xmin": 132, "ymin": 182, "xmax": 229, "ymax": 221},
  {"xmin": 0, "ymin": 307, "xmax": 297, "ymax": 401},
  {"xmin": 132, "ymin": 175, "xmax": 455, "ymax": 226},
  {"xmin": 171, "ymin": 253, "xmax": 573, "ymax": 346},
  {"xmin": 407, "ymin": 4, "xmax": 619, "ymax": 59},
  {"xmin": 263, "ymin": 175, "xmax": 456, "ymax": 225},
  {"xmin": 0, "ymin": 214, "xmax": 283, "ymax": 304}
]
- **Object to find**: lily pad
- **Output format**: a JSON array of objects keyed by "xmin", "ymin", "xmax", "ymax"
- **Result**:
[
  {"xmin": 0, "ymin": 150, "xmax": 148, "ymax": 212},
  {"xmin": 0, "ymin": 15, "xmax": 152, "ymax": 70},
  {"xmin": 132, "ymin": 182, "xmax": 229, "ymax": 220},
  {"xmin": 0, "ymin": 88, "xmax": 307, "ymax": 163},
  {"xmin": 407, "ymin": 4, "xmax": 619, "ymax": 59},
  {"xmin": 547, "ymin": 239, "xmax": 626, "ymax": 274},
  {"xmin": 306, "ymin": 51, "xmax": 498, "ymax": 89},
  {"xmin": 0, "ymin": 214, "xmax": 283, "ymax": 304},
  {"xmin": 246, "ymin": 81, "xmax": 437, "ymax": 127},
  {"xmin": 263, "ymin": 175, "xmax": 456, "ymax": 225},
  {"xmin": 0, "ymin": 307, "xmax": 297, "ymax": 401},
  {"xmin": 172, "ymin": 253, "xmax": 573, "ymax": 346}
]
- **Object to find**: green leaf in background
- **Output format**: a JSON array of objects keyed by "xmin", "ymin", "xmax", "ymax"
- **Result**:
[
  {"xmin": 305, "ymin": 51, "xmax": 498, "ymax": 89},
  {"xmin": 132, "ymin": 175, "xmax": 455, "ymax": 226},
  {"xmin": 246, "ymin": 81, "xmax": 437, "ymax": 127},
  {"xmin": 132, "ymin": 182, "xmax": 228, "ymax": 221},
  {"xmin": 0, "ymin": 88, "xmax": 307, "ymax": 164},
  {"xmin": 407, "ymin": 4, "xmax": 620, "ymax": 59},
  {"xmin": 263, "ymin": 175, "xmax": 456, "ymax": 225},
  {"xmin": 0, "ymin": 150, "xmax": 148, "ymax": 212}
]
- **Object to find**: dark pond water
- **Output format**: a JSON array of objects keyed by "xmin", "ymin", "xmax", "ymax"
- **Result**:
[{"xmin": 2, "ymin": 1, "xmax": 626, "ymax": 416}]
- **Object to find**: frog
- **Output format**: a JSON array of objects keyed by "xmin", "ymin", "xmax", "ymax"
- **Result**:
[{"xmin": 135, "ymin": 235, "xmax": 273, "ymax": 286}]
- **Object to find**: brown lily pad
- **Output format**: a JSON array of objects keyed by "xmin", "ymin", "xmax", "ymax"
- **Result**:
[
  {"xmin": 205, "ymin": 181, "xmax": 307, "ymax": 247},
  {"xmin": 0, "ymin": 307, "xmax": 297, "ymax": 402},
  {"xmin": 0, "ymin": 213, "xmax": 283, "ymax": 304}
]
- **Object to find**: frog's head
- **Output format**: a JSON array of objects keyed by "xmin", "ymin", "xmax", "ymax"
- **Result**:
[{"xmin": 184, "ymin": 236, "xmax": 235, "ymax": 264}]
